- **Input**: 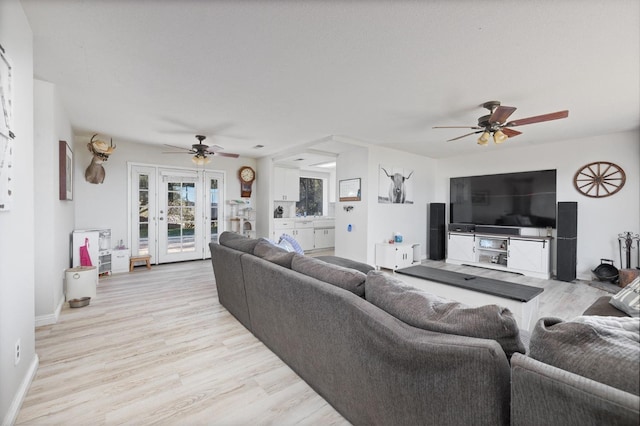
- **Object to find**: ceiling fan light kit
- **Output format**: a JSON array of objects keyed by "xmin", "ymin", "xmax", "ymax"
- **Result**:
[
  {"xmin": 477, "ymin": 131, "xmax": 491, "ymax": 145},
  {"xmin": 192, "ymin": 154, "xmax": 210, "ymax": 165},
  {"xmin": 435, "ymin": 101, "xmax": 569, "ymax": 146},
  {"xmin": 164, "ymin": 134, "xmax": 240, "ymax": 164},
  {"xmin": 493, "ymin": 129, "xmax": 508, "ymax": 144}
]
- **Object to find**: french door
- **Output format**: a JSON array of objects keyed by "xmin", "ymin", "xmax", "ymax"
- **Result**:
[{"xmin": 130, "ymin": 165, "xmax": 225, "ymax": 264}]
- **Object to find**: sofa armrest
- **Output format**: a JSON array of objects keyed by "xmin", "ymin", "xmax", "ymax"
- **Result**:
[{"xmin": 510, "ymin": 353, "xmax": 640, "ymax": 426}]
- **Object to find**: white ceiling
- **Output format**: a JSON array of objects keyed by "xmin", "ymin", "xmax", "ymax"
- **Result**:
[{"xmin": 20, "ymin": 0, "xmax": 640, "ymax": 162}]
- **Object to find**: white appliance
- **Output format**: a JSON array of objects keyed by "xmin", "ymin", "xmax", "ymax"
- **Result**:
[
  {"xmin": 72, "ymin": 229, "xmax": 112, "ymax": 275},
  {"xmin": 65, "ymin": 266, "xmax": 97, "ymax": 301}
]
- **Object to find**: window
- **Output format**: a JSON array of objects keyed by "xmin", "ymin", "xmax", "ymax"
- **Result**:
[{"xmin": 296, "ymin": 177, "xmax": 323, "ymax": 216}]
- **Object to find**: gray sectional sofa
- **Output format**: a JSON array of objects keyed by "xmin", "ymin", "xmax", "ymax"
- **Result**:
[{"xmin": 209, "ymin": 232, "xmax": 640, "ymax": 425}]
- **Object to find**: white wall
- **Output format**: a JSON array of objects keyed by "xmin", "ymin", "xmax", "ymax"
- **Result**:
[
  {"xmin": 435, "ymin": 131, "xmax": 640, "ymax": 279},
  {"xmin": 33, "ymin": 80, "xmax": 74, "ymax": 326},
  {"xmin": 0, "ymin": 1, "xmax": 37, "ymax": 423},
  {"xmin": 73, "ymin": 138, "xmax": 258, "ymax": 253},
  {"xmin": 366, "ymin": 145, "xmax": 437, "ymax": 265},
  {"xmin": 334, "ymin": 146, "xmax": 369, "ymax": 263},
  {"xmin": 255, "ymin": 156, "xmax": 273, "ymax": 239},
  {"xmin": 334, "ymin": 144, "xmax": 438, "ymax": 266}
]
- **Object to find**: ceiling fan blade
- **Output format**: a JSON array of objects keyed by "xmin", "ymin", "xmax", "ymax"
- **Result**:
[
  {"xmin": 489, "ymin": 106, "xmax": 517, "ymax": 124},
  {"xmin": 433, "ymin": 126, "xmax": 482, "ymax": 129},
  {"xmin": 162, "ymin": 151, "xmax": 194, "ymax": 154},
  {"xmin": 501, "ymin": 128, "xmax": 522, "ymax": 138},
  {"xmin": 163, "ymin": 144, "xmax": 193, "ymax": 152},
  {"xmin": 505, "ymin": 110, "xmax": 569, "ymax": 127},
  {"xmin": 447, "ymin": 130, "xmax": 484, "ymax": 142},
  {"xmin": 205, "ymin": 144, "xmax": 225, "ymax": 153},
  {"xmin": 213, "ymin": 152, "xmax": 240, "ymax": 158}
]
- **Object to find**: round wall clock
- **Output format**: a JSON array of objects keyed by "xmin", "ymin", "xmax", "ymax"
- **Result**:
[
  {"xmin": 573, "ymin": 161, "xmax": 626, "ymax": 198},
  {"xmin": 239, "ymin": 166, "xmax": 255, "ymax": 197}
]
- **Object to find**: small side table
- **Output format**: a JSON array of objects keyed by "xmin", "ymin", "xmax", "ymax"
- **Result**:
[{"xmin": 129, "ymin": 255, "xmax": 152, "ymax": 271}]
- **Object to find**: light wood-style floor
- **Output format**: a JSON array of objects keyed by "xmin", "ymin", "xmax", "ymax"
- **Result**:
[{"xmin": 16, "ymin": 258, "xmax": 611, "ymax": 425}]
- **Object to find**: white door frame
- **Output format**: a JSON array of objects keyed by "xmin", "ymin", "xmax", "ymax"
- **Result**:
[{"xmin": 128, "ymin": 163, "xmax": 227, "ymax": 264}]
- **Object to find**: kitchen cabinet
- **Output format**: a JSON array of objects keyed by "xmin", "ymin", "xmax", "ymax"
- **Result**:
[
  {"xmin": 293, "ymin": 220, "xmax": 314, "ymax": 251},
  {"xmin": 274, "ymin": 167, "xmax": 300, "ymax": 201},
  {"xmin": 314, "ymin": 228, "xmax": 335, "ymax": 249},
  {"xmin": 273, "ymin": 219, "xmax": 295, "ymax": 241}
]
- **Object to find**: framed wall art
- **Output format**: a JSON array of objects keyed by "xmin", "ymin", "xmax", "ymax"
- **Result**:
[
  {"xmin": 0, "ymin": 44, "xmax": 15, "ymax": 211},
  {"xmin": 378, "ymin": 165, "xmax": 414, "ymax": 204},
  {"xmin": 339, "ymin": 178, "xmax": 361, "ymax": 201},
  {"xmin": 59, "ymin": 140, "xmax": 73, "ymax": 200}
]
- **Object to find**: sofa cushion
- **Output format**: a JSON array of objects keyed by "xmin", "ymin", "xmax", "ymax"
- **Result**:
[
  {"xmin": 315, "ymin": 255, "xmax": 375, "ymax": 274},
  {"xmin": 219, "ymin": 232, "xmax": 260, "ymax": 253},
  {"xmin": 291, "ymin": 255, "xmax": 366, "ymax": 297},
  {"xmin": 609, "ymin": 277, "xmax": 640, "ymax": 317},
  {"xmin": 253, "ymin": 238, "xmax": 297, "ymax": 268},
  {"xmin": 529, "ymin": 316, "xmax": 640, "ymax": 395},
  {"xmin": 365, "ymin": 271, "xmax": 526, "ymax": 358}
]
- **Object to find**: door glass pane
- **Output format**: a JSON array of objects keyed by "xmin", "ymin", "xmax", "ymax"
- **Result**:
[
  {"xmin": 138, "ymin": 174, "xmax": 150, "ymax": 255},
  {"xmin": 210, "ymin": 178, "xmax": 219, "ymax": 242},
  {"xmin": 138, "ymin": 224, "xmax": 149, "ymax": 255},
  {"xmin": 165, "ymin": 180, "xmax": 197, "ymax": 254}
]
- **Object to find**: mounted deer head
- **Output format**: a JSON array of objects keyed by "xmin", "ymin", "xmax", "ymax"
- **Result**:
[{"xmin": 85, "ymin": 134, "xmax": 116, "ymax": 184}]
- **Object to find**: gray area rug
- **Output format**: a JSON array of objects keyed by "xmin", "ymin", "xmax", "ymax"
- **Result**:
[{"xmin": 395, "ymin": 265, "xmax": 543, "ymax": 302}]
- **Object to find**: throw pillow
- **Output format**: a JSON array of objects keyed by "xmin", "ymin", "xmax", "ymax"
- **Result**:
[
  {"xmin": 609, "ymin": 276, "xmax": 640, "ymax": 317},
  {"xmin": 364, "ymin": 271, "xmax": 526, "ymax": 359},
  {"xmin": 278, "ymin": 234, "xmax": 304, "ymax": 255},
  {"xmin": 253, "ymin": 239, "xmax": 297, "ymax": 268},
  {"xmin": 291, "ymin": 255, "xmax": 366, "ymax": 297},
  {"xmin": 529, "ymin": 316, "xmax": 640, "ymax": 395}
]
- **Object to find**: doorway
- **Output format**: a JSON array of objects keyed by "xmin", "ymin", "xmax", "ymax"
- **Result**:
[{"xmin": 130, "ymin": 165, "xmax": 225, "ymax": 264}]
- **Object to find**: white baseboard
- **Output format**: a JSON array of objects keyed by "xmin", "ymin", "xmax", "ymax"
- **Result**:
[
  {"xmin": 1, "ymin": 354, "xmax": 39, "ymax": 426},
  {"xmin": 35, "ymin": 295, "xmax": 64, "ymax": 327}
]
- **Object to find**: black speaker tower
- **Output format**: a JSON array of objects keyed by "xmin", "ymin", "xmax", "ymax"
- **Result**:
[
  {"xmin": 428, "ymin": 203, "xmax": 446, "ymax": 260},
  {"xmin": 556, "ymin": 202, "xmax": 578, "ymax": 282}
]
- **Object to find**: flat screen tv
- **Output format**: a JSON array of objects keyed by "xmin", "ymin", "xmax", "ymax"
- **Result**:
[{"xmin": 450, "ymin": 169, "xmax": 557, "ymax": 228}]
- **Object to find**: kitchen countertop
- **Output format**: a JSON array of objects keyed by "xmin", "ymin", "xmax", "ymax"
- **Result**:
[{"xmin": 274, "ymin": 217, "xmax": 335, "ymax": 228}]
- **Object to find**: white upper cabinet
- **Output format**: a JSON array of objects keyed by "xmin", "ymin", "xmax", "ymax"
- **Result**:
[{"xmin": 274, "ymin": 167, "xmax": 300, "ymax": 201}]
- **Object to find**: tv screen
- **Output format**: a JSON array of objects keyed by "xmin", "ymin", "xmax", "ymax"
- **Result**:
[{"xmin": 450, "ymin": 170, "xmax": 557, "ymax": 228}]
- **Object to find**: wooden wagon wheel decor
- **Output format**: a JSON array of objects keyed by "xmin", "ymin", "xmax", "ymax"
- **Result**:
[{"xmin": 573, "ymin": 161, "xmax": 626, "ymax": 198}]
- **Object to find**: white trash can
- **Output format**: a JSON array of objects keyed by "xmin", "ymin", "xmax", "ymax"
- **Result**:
[
  {"xmin": 412, "ymin": 243, "xmax": 421, "ymax": 263},
  {"xmin": 65, "ymin": 266, "xmax": 98, "ymax": 301}
]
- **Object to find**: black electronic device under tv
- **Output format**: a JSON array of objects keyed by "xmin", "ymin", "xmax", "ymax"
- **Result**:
[{"xmin": 449, "ymin": 169, "xmax": 557, "ymax": 228}]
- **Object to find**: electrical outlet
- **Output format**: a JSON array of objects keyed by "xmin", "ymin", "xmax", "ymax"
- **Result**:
[{"xmin": 14, "ymin": 338, "xmax": 21, "ymax": 366}]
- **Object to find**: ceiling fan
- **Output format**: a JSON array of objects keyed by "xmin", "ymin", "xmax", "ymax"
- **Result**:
[
  {"xmin": 433, "ymin": 101, "xmax": 569, "ymax": 145},
  {"xmin": 164, "ymin": 135, "xmax": 239, "ymax": 164}
]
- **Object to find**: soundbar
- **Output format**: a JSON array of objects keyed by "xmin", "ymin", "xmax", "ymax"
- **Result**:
[{"xmin": 475, "ymin": 225, "xmax": 521, "ymax": 236}]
